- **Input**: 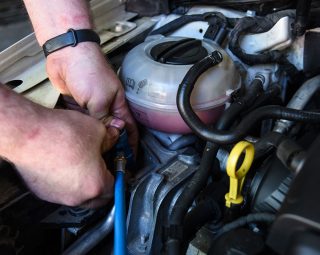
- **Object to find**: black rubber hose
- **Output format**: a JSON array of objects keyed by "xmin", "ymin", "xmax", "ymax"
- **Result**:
[
  {"xmin": 177, "ymin": 61, "xmax": 320, "ymax": 144},
  {"xmin": 165, "ymin": 79, "xmax": 264, "ymax": 254},
  {"xmin": 167, "ymin": 134, "xmax": 197, "ymax": 151},
  {"xmin": 165, "ymin": 141, "xmax": 219, "ymax": 255},
  {"xmin": 150, "ymin": 12, "xmax": 229, "ymax": 37},
  {"xmin": 308, "ymin": 8, "xmax": 320, "ymax": 30},
  {"xmin": 213, "ymin": 213, "xmax": 276, "ymax": 241},
  {"xmin": 242, "ymin": 85, "xmax": 281, "ymax": 115},
  {"xmin": 182, "ymin": 104, "xmax": 320, "ymax": 144},
  {"xmin": 150, "ymin": 14, "xmax": 205, "ymax": 36},
  {"xmin": 293, "ymin": 0, "xmax": 312, "ymax": 36},
  {"xmin": 181, "ymin": 199, "xmax": 221, "ymax": 253}
]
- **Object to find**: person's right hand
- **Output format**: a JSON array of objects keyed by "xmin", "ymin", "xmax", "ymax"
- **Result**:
[{"xmin": 7, "ymin": 105, "xmax": 118, "ymax": 207}]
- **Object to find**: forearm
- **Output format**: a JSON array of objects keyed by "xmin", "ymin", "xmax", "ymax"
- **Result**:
[
  {"xmin": 23, "ymin": 0, "xmax": 93, "ymax": 46},
  {"xmin": 0, "ymin": 86, "xmax": 43, "ymax": 161}
]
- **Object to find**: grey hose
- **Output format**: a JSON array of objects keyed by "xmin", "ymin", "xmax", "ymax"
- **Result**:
[
  {"xmin": 274, "ymin": 74, "xmax": 320, "ymax": 133},
  {"xmin": 62, "ymin": 206, "xmax": 115, "ymax": 255}
]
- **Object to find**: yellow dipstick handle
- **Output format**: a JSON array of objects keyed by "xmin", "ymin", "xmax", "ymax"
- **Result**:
[{"xmin": 225, "ymin": 141, "xmax": 255, "ymax": 208}]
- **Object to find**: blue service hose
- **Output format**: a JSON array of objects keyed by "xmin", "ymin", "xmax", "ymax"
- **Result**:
[
  {"xmin": 113, "ymin": 130, "xmax": 134, "ymax": 255},
  {"xmin": 114, "ymin": 155, "xmax": 127, "ymax": 255}
]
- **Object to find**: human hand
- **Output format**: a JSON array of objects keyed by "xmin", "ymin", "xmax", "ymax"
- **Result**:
[
  {"xmin": 46, "ymin": 42, "xmax": 138, "ymax": 154},
  {"xmin": 10, "ymin": 106, "xmax": 118, "ymax": 207}
]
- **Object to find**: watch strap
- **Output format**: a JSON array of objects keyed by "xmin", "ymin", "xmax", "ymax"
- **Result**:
[{"xmin": 42, "ymin": 29, "xmax": 101, "ymax": 57}]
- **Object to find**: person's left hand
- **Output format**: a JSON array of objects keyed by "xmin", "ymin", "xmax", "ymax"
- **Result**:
[{"xmin": 45, "ymin": 42, "xmax": 138, "ymax": 153}]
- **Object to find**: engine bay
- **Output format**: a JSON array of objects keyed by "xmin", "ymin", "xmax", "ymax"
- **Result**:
[{"xmin": 1, "ymin": 0, "xmax": 320, "ymax": 254}]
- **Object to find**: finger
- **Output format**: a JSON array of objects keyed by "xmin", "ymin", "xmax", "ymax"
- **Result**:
[
  {"xmin": 102, "ymin": 126, "xmax": 120, "ymax": 152},
  {"xmin": 80, "ymin": 163, "xmax": 115, "ymax": 208},
  {"xmin": 86, "ymin": 80, "xmax": 139, "ymax": 155},
  {"xmin": 61, "ymin": 95, "xmax": 89, "ymax": 114},
  {"xmin": 85, "ymin": 65, "xmax": 121, "ymax": 119},
  {"xmin": 79, "ymin": 197, "xmax": 112, "ymax": 208},
  {"xmin": 99, "ymin": 115, "xmax": 125, "ymax": 130},
  {"xmin": 108, "ymin": 90, "xmax": 139, "ymax": 156}
]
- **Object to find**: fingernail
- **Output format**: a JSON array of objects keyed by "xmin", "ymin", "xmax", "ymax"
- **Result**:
[{"xmin": 110, "ymin": 118, "xmax": 125, "ymax": 130}]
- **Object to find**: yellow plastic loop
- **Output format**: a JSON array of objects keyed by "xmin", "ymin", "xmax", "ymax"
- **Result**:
[{"xmin": 225, "ymin": 141, "xmax": 255, "ymax": 208}]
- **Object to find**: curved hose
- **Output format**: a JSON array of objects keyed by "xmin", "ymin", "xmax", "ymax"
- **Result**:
[
  {"xmin": 150, "ymin": 14, "xmax": 206, "ymax": 36},
  {"xmin": 243, "ymin": 85, "xmax": 281, "ymax": 114},
  {"xmin": 150, "ymin": 12, "xmax": 228, "ymax": 37},
  {"xmin": 165, "ymin": 141, "xmax": 219, "ymax": 255},
  {"xmin": 213, "ymin": 213, "xmax": 275, "ymax": 241},
  {"xmin": 164, "ymin": 78, "xmax": 265, "ymax": 254},
  {"xmin": 274, "ymin": 74, "xmax": 320, "ymax": 133},
  {"xmin": 177, "ymin": 59, "xmax": 320, "ymax": 144}
]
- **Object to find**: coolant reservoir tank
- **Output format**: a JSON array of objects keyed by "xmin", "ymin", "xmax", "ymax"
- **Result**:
[{"xmin": 120, "ymin": 36, "xmax": 241, "ymax": 133}]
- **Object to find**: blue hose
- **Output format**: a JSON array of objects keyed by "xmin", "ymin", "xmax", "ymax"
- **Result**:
[
  {"xmin": 114, "ymin": 130, "xmax": 133, "ymax": 255},
  {"xmin": 114, "ymin": 158, "xmax": 127, "ymax": 255}
]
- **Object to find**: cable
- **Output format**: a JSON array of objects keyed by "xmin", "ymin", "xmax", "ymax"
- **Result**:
[{"xmin": 228, "ymin": 10, "xmax": 295, "ymax": 65}]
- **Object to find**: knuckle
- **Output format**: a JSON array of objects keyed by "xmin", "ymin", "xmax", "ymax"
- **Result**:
[
  {"xmin": 84, "ymin": 180, "xmax": 104, "ymax": 200},
  {"xmin": 96, "ymin": 121, "xmax": 107, "ymax": 138},
  {"xmin": 63, "ymin": 197, "xmax": 81, "ymax": 207}
]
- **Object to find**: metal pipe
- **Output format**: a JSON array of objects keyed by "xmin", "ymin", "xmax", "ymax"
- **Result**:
[
  {"xmin": 274, "ymin": 74, "xmax": 320, "ymax": 133},
  {"xmin": 62, "ymin": 206, "xmax": 115, "ymax": 255}
]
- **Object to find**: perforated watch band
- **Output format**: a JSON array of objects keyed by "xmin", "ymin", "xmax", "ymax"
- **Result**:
[{"xmin": 42, "ymin": 29, "xmax": 101, "ymax": 57}]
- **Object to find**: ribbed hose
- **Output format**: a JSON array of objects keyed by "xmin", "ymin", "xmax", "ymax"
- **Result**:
[
  {"xmin": 177, "ymin": 70, "xmax": 320, "ymax": 144},
  {"xmin": 274, "ymin": 74, "xmax": 320, "ymax": 133},
  {"xmin": 166, "ymin": 52, "xmax": 320, "ymax": 253}
]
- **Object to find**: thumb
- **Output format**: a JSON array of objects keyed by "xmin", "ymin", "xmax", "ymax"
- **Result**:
[{"xmin": 102, "ymin": 126, "xmax": 120, "ymax": 152}]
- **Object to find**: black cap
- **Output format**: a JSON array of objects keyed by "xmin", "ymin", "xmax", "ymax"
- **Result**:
[{"xmin": 150, "ymin": 38, "xmax": 208, "ymax": 65}]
